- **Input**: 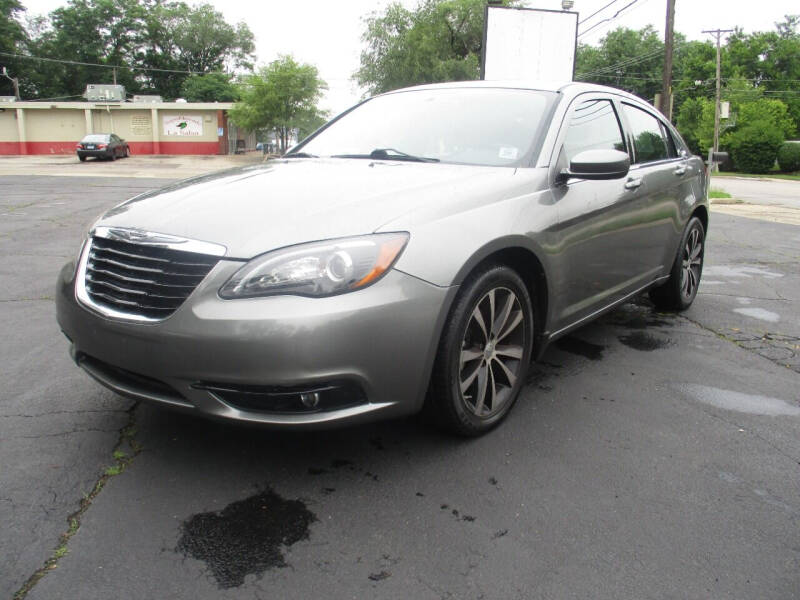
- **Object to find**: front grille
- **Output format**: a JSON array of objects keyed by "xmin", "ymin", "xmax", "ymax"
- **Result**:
[{"xmin": 84, "ymin": 236, "xmax": 219, "ymax": 320}]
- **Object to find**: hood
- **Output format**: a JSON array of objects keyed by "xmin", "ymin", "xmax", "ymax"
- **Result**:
[{"xmin": 96, "ymin": 159, "xmax": 516, "ymax": 258}]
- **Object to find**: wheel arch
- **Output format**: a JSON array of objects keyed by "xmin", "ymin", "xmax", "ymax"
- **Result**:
[
  {"xmin": 450, "ymin": 237, "xmax": 550, "ymax": 354},
  {"xmin": 692, "ymin": 204, "xmax": 709, "ymax": 233}
]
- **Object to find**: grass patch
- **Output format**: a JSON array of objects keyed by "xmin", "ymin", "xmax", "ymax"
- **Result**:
[
  {"xmin": 716, "ymin": 171, "xmax": 800, "ymax": 181},
  {"xmin": 709, "ymin": 188, "xmax": 732, "ymax": 199}
]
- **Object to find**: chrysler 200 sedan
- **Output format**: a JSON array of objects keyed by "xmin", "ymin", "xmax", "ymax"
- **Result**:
[{"xmin": 56, "ymin": 81, "xmax": 708, "ymax": 435}]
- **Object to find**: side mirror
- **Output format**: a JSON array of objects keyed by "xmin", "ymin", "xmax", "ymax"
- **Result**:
[{"xmin": 559, "ymin": 149, "xmax": 631, "ymax": 182}]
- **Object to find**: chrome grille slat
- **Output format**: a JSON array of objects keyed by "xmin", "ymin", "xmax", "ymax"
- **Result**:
[
  {"xmin": 87, "ymin": 267, "xmax": 197, "ymax": 289},
  {"xmin": 89, "ymin": 253, "xmax": 208, "ymax": 277},
  {"xmin": 83, "ymin": 235, "xmax": 220, "ymax": 320}
]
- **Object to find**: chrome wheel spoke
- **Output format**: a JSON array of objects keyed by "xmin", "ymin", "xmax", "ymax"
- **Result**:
[
  {"xmin": 487, "ymin": 364, "xmax": 497, "ymax": 412},
  {"xmin": 497, "ymin": 310, "xmax": 523, "ymax": 342},
  {"xmin": 461, "ymin": 362, "xmax": 482, "ymax": 393},
  {"xmin": 492, "ymin": 292, "xmax": 515, "ymax": 338},
  {"xmin": 473, "ymin": 364, "xmax": 489, "ymax": 415},
  {"xmin": 493, "ymin": 356, "xmax": 517, "ymax": 387},
  {"xmin": 460, "ymin": 347, "xmax": 483, "ymax": 365},
  {"xmin": 471, "ymin": 305, "xmax": 488, "ymax": 342},
  {"xmin": 495, "ymin": 344, "xmax": 523, "ymax": 359},
  {"xmin": 690, "ymin": 240, "xmax": 702, "ymax": 261}
]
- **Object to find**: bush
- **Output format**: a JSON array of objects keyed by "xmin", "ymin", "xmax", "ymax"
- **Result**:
[
  {"xmin": 777, "ymin": 142, "xmax": 800, "ymax": 172},
  {"xmin": 725, "ymin": 121, "xmax": 784, "ymax": 174}
]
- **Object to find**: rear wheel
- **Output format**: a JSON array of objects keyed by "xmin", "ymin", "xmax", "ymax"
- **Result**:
[
  {"xmin": 78, "ymin": 155, "xmax": 86, "ymax": 162},
  {"xmin": 649, "ymin": 216, "xmax": 705, "ymax": 310},
  {"xmin": 427, "ymin": 264, "xmax": 534, "ymax": 436}
]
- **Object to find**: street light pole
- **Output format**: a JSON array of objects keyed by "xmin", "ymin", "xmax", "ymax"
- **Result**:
[
  {"xmin": 702, "ymin": 28, "xmax": 733, "ymax": 169},
  {"xmin": 1, "ymin": 67, "xmax": 20, "ymax": 100},
  {"xmin": 659, "ymin": 0, "xmax": 676, "ymax": 119}
]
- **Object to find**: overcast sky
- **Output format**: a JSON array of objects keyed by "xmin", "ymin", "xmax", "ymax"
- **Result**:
[{"xmin": 18, "ymin": 0, "xmax": 800, "ymax": 113}]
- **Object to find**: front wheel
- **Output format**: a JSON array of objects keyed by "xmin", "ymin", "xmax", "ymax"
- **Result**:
[
  {"xmin": 649, "ymin": 216, "xmax": 705, "ymax": 310},
  {"xmin": 426, "ymin": 264, "xmax": 534, "ymax": 436}
]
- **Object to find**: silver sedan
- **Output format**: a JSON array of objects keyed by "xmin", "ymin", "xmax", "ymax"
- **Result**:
[{"xmin": 56, "ymin": 81, "xmax": 708, "ymax": 435}]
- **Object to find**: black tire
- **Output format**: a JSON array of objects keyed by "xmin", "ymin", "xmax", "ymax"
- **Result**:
[
  {"xmin": 649, "ymin": 216, "xmax": 705, "ymax": 311},
  {"xmin": 124, "ymin": 146, "xmax": 129, "ymax": 158},
  {"xmin": 78, "ymin": 155, "xmax": 86, "ymax": 162},
  {"xmin": 110, "ymin": 150, "xmax": 117, "ymax": 161},
  {"xmin": 426, "ymin": 263, "xmax": 534, "ymax": 436}
]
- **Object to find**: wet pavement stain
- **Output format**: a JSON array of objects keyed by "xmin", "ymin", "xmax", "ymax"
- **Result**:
[
  {"xmin": 176, "ymin": 487, "xmax": 316, "ymax": 589},
  {"xmin": 555, "ymin": 336, "xmax": 605, "ymax": 360},
  {"xmin": 680, "ymin": 384, "xmax": 800, "ymax": 417},
  {"xmin": 619, "ymin": 331, "xmax": 671, "ymax": 351}
]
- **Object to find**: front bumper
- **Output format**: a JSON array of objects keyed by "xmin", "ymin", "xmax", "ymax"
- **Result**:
[{"xmin": 56, "ymin": 259, "xmax": 455, "ymax": 428}]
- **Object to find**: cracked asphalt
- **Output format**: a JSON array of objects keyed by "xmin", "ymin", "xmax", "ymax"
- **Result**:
[{"xmin": 2, "ymin": 172, "xmax": 799, "ymax": 599}]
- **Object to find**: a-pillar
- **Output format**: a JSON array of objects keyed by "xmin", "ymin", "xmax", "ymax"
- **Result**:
[
  {"xmin": 151, "ymin": 107, "xmax": 160, "ymax": 154},
  {"xmin": 15, "ymin": 107, "xmax": 27, "ymax": 155}
]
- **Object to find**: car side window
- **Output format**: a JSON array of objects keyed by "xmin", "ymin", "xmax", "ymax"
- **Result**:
[
  {"xmin": 562, "ymin": 99, "xmax": 626, "ymax": 163},
  {"xmin": 622, "ymin": 103, "xmax": 670, "ymax": 164}
]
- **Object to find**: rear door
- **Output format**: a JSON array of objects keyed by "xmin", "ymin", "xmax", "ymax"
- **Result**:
[{"xmin": 619, "ymin": 102, "xmax": 693, "ymax": 277}]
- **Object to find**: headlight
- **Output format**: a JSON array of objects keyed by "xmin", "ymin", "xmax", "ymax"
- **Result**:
[{"xmin": 219, "ymin": 232, "xmax": 409, "ymax": 299}]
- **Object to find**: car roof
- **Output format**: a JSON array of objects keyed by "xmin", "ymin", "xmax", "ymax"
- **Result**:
[{"xmin": 383, "ymin": 79, "xmax": 649, "ymax": 106}]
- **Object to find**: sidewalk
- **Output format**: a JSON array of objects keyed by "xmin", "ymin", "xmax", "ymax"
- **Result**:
[{"xmin": 0, "ymin": 153, "xmax": 265, "ymax": 179}]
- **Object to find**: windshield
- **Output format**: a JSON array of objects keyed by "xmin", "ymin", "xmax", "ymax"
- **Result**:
[
  {"xmin": 295, "ymin": 88, "xmax": 556, "ymax": 167},
  {"xmin": 81, "ymin": 134, "xmax": 111, "ymax": 143}
]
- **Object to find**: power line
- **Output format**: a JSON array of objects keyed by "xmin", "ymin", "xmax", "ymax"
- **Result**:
[
  {"xmin": 576, "ymin": 44, "xmax": 674, "ymax": 79},
  {"xmin": 578, "ymin": 0, "xmax": 622, "ymax": 25},
  {"xmin": 578, "ymin": 0, "xmax": 640, "ymax": 38},
  {"xmin": 0, "ymin": 50, "xmax": 225, "ymax": 75}
]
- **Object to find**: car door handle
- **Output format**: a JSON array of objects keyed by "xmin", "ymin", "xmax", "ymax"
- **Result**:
[
  {"xmin": 674, "ymin": 165, "xmax": 687, "ymax": 176},
  {"xmin": 624, "ymin": 177, "xmax": 643, "ymax": 190}
]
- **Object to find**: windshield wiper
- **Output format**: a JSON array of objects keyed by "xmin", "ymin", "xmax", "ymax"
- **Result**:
[
  {"xmin": 282, "ymin": 152, "xmax": 318, "ymax": 158},
  {"xmin": 332, "ymin": 148, "xmax": 440, "ymax": 163}
]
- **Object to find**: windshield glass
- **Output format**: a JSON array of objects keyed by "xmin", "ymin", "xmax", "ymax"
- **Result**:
[
  {"xmin": 81, "ymin": 134, "xmax": 111, "ymax": 143},
  {"xmin": 296, "ymin": 88, "xmax": 556, "ymax": 167}
]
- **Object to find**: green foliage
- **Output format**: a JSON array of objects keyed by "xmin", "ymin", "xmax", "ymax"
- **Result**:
[
  {"xmin": 777, "ymin": 142, "xmax": 800, "ymax": 172},
  {"xmin": 736, "ymin": 99, "xmax": 795, "ymax": 139},
  {"xmin": 725, "ymin": 121, "xmax": 784, "ymax": 173},
  {"xmin": 229, "ymin": 56, "xmax": 328, "ymax": 153},
  {"xmin": 180, "ymin": 73, "xmax": 239, "ymax": 102},
  {"xmin": 355, "ymin": 0, "xmax": 518, "ymax": 95},
  {"xmin": 0, "ymin": 0, "xmax": 27, "ymax": 96},
  {"xmin": 675, "ymin": 97, "xmax": 708, "ymax": 155},
  {"xmin": 21, "ymin": 0, "xmax": 255, "ymax": 100},
  {"xmin": 576, "ymin": 26, "xmax": 665, "ymax": 100}
]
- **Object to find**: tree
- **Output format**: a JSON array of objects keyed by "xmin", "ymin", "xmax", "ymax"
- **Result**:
[
  {"xmin": 576, "ymin": 26, "xmax": 665, "ymax": 101},
  {"xmin": 139, "ymin": 2, "xmax": 254, "ymax": 99},
  {"xmin": 355, "ymin": 0, "xmax": 518, "ymax": 96},
  {"xmin": 180, "ymin": 73, "xmax": 239, "ymax": 102},
  {"xmin": 22, "ymin": 0, "xmax": 255, "ymax": 100},
  {"xmin": 0, "ymin": 0, "xmax": 27, "ymax": 96},
  {"xmin": 229, "ymin": 56, "xmax": 328, "ymax": 153}
]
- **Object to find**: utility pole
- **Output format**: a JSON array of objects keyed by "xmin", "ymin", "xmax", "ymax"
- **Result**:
[
  {"xmin": 702, "ymin": 28, "xmax": 733, "ymax": 169},
  {"xmin": 1, "ymin": 67, "xmax": 20, "ymax": 100},
  {"xmin": 659, "ymin": 0, "xmax": 676, "ymax": 119},
  {"xmin": 113, "ymin": 67, "xmax": 117, "ymax": 86}
]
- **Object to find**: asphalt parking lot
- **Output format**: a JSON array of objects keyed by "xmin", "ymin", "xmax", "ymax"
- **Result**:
[{"xmin": 2, "ymin": 168, "xmax": 799, "ymax": 599}]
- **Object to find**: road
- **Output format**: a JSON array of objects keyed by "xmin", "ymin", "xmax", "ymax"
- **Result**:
[
  {"xmin": 712, "ymin": 175, "xmax": 800, "ymax": 209},
  {"xmin": 2, "ymin": 173, "xmax": 799, "ymax": 599}
]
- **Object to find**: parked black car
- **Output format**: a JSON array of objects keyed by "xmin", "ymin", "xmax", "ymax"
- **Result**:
[{"xmin": 76, "ymin": 134, "xmax": 130, "ymax": 161}]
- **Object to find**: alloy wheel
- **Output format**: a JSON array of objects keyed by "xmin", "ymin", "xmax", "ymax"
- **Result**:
[
  {"xmin": 459, "ymin": 287, "xmax": 527, "ymax": 418},
  {"xmin": 680, "ymin": 227, "xmax": 703, "ymax": 299}
]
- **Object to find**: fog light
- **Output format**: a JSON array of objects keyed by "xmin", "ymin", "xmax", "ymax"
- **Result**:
[{"xmin": 300, "ymin": 392, "xmax": 320, "ymax": 408}]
